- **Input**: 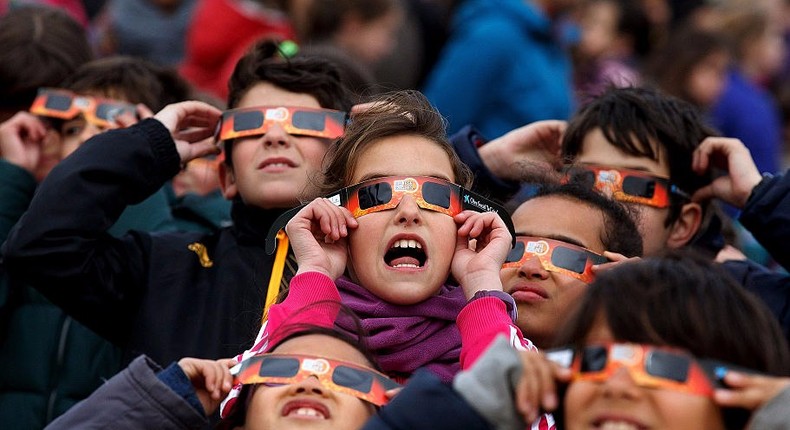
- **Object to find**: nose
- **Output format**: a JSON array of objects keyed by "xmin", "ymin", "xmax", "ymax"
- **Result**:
[
  {"xmin": 261, "ymin": 123, "xmax": 291, "ymax": 148},
  {"xmin": 289, "ymin": 375, "xmax": 327, "ymax": 397},
  {"xmin": 599, "ymin": 367, "xmax": 642, "ymax": 400},
  {"xmin": 518, "ymin": 256, "xmax": 549, "ymax": 280},
  {"xmin": 393, "ymin": 194, "xmax": 422, "ymax": 225}
]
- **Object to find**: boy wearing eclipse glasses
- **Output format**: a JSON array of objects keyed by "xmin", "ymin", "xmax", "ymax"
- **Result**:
[
  {"xmin": 2, "ymin": 41, "xmax": 357, "ymax": 372},
  {"xmin": 450, "ymin": 85, "xmax": 790, "ymax": 343}
]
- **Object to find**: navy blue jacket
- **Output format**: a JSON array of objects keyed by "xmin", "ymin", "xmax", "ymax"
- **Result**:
[{"xmin": 2, "ymin": 119, "xmax": 284, "ymax": 366}]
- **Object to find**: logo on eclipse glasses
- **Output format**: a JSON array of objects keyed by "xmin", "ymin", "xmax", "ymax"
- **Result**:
[
  {"xmin": 525, "ymin": 240, "xmax": 550, "ymax": 255},
  {"xmin": 393, "ymin": 178, "xmax": 419, "ymax": 193},
  {"xmin": 464, "ymin": 194, "xmax": 497, "ymax": 213}
]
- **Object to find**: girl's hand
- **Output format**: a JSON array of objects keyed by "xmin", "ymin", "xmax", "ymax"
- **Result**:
[
  {"xmin": 590, "ymin": 251, "xmax": 640, "ymax": 275},
  {"xmin": 0, "ymin": 111, "xmax": 49, "ymax": 177},
  {"xmin": 286, "ymin": 197, "xmax": 358, "ymax": 280},
  {"xmin": 714, "ymin": 370, "xmax": 790, "ymax": 411},
  {"xmin": 514, "ymin": 350, "xmax": 572, "ymax": 423},
  {"xmin": 177, "ymin": 357, "xmax": 237, "ymax": 415},
  {"xmin": 452, "ymin": 210, "xmax": 513, "ymax": 299},
  {"xmin": 153, "ymin": 101, "xmax": 222, "ymax": 163}
]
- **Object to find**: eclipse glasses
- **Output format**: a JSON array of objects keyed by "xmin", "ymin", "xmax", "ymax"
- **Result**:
[{"xmin": 266, "ymin": 175, "xmax": 515, "ymax": 254}]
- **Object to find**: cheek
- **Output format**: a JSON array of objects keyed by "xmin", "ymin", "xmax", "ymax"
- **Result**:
[
  {"xmin": 650, "ymin": 391, "xmax": 725, "ymax": 429},
  {"xmin": 338, "ymin": 397, "xmax": 376, "ymax": 427},
  {"xmin": 296, "ymin": 140, "xmax": 329, "ymax": 167},
  {"xmin": 244, "ymin": 387, "xmax": 279, "ymax": 429},
  {"xmin": 563, "ymin": 381, "xmax": 597, "ymax": 428}
]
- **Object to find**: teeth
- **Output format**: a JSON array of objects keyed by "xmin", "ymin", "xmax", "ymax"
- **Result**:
[
  {"xmin": 267, "ymin": 163, "xmax": 289, "ymax": 168},
  {"xmin": 393, "ymin": 263, "xmax": 419, "ymax": 268},
  {"xmin": 293, "ymin": 407, "xmax": 323, "ymax": 418},
  {"xmin": 599, "ymin": 421, "xmax": 639, "ymax": 430},
  {"xmin": 392, "ymin": 239, "xmax": 421, "ymax": 249}
]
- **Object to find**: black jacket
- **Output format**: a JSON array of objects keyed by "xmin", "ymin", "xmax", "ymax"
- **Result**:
[{"xmin": 2, "ymin": 119, "xmax": 284, "ymax": 365}]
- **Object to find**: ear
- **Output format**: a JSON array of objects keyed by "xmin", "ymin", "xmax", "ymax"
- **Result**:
[
  {"xmin": 218, "ymin": 163, "xmax": 238, "ymax": 200},
  {"xmin": 665, "ymin": 202, "xmax": 703, "ymax": 249}
]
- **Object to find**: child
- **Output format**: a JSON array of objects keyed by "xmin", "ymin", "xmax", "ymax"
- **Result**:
[
  {"xmin": 221, "ymin": 90, "xmax": 536, "ymax": 420},
  {"xmin": 572, "ymin": 0, "xmax": 650, "ymax": 100},
  {"xmin": 501, "ymin": 182, "xmax": 643, "ymax": 348},
  {"xmin": 0, "ymin": 55, "xmax": 202, "ymax": 428},
  {"xmin": 362, "ymin": 251, "xmax": 790, "ymax": 429},
  {"xmin": 645, "ymin": 26, "xmax": 730, "ymax": 110},
  {"xmin": 2, "ymin": 41, "xmax": 354, "ymax": 371},
  {"xmin": 44, "ymin": 320, "xmax": 397, "ymax": 430}
]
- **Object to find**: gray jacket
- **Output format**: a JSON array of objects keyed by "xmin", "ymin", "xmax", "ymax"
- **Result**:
[{"xmin": 45, "ymin": 355, "xmax": 208, "ymax": 430}]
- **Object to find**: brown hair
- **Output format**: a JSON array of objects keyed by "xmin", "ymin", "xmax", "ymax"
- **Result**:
[
  {"xmin": 0, "ymin": 5, "xmax": 92, "ymax": 120},
  {"xmin": 317, "ymin": 90, "xmax": 472, "ymax": 197}
]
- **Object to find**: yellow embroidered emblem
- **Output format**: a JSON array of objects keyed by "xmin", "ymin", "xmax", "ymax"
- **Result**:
[{"xmin": 187, "ymin": 242, "xmax": 214, "ymax": 268}]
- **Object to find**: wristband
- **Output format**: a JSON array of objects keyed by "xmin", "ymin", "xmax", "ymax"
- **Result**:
[{"xmin": 470, "ymin": 290, "xmax": 518, "ymax": 323}]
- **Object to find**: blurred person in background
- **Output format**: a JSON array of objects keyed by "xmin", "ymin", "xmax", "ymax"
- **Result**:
[{"xmin": 422, "ymin": 0, "xmax": 580, "ymax": 139}]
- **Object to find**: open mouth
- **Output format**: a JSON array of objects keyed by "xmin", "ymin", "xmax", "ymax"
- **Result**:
[{"xmin": 384, "ymin": 239, "xmax": 427, "ymax": 268}]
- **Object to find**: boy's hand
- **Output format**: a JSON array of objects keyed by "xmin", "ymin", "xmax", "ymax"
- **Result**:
[
  {"xmin": 286, "ymin": 197, "xmax": 358, "ymax": 280},
  {"xmin": 478, "ymin": 120, "xmax": 566, "ymax": 181},
  {"xmin": 714, "ymin": 370, "xmax": 790, "ymax": 411},
  {"xmin": 590, "ymin": 251, "xmax": 640, "ymax": 275},
  {"xmin": 177, "ymin": 357, "xmax": 237, "ymax": 415},
  {"xmin": 691, "ymin": 137, "xmax": 763, "ymax": 208},
  {"xmin": 153, "ymin": 101, "xmax": 222, "ymax": 163},
  {"xmin": 0, "ymin": 111, "xmax": 49, "ymax": 177},
  {"xmin": 113, "ymin": 103, "xmax": 155, "ymax": 129},
  {"xmin": 514, "ymin": 350, "xmax": 572, "ymax": 423},
  {"xmin": 452, "ymin": 210, "xmax": 513, "ymax": 299}
]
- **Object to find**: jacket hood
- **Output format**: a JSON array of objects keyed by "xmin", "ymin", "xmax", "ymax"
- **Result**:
[{"xmin": 453, "ymin": 0, "xmax": 552, "ymax": 35}]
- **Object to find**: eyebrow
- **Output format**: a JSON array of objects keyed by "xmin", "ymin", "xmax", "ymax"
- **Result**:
[
  {"xmin": 515, "ymin": 232, "xmax": 587, "ymax": 248},
  {"xmin": 581, "ymin": 162, "xmax": 659, "ymax": 175},
  {"xmin": 354, "ymin": 173, "xmax": 454, "ymax": 183}
]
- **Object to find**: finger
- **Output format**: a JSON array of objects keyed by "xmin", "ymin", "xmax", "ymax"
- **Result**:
[
  {"xmin": 691, "ymin": 184, "xmax": 716, "ymax": 203},
  {"xmin": 137, "ymin": 103, "xmax": 155, "ymax": 119},
  {"xmin": 515, "ymin": 374, "xmax": 535, "ymax": 421},
  {"xmin": 202, "ymin": 363, "xmax": 217, "ymax": 395},
  {"xmin": 384, "ymin": 387, "xmax": 402, "ymax": 400},
  {"xmin": 534, "ymin": 358, "xmax": 558, "ymax": 411},
  {"xmin": 322, "ymin": 199, "xmax": 342, "ymax": 241}
]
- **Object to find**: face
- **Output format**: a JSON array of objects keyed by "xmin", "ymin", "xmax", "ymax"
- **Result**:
[
  {"xmin": 563, "ymin": 315, "xmax": 726, "ymax": 430},
  {"xmin": 750, "ymin": 22, "xmax": 786, "ymax": 79},
  {"xmin": 346, "ymin": 135, "xmax": 457, "ymax": 305},
  {"xmin": 221, "ymin": 83, "xmax": 331, "ymax": 209},
  {"xmin": 574, "ymin": 128, "xmax": 671, "ymax": 255},
  {"xmin": 686, "ymin": 50, "xmax": 730, "ymax": 108},
  {"xmin": 171, "ymin": 158, "xmax": 222, "ymax": 197},
  {"xmin": 245, "ymin": 334, "xmax": 375, "ymax": 430},
  {"xmin": 340, "ymin": 9, "xmax": 402, "ymax": 65},
  {"xmin": 578, "ymin": 0, "xmax": 619, "ymax": 58},
  {"xmin": 60, "ymin": 117, "xmax": 102, "ymax": 159},
  {"xmin": 501, "ymin": 196, "xmax": 606, "ymax": 348}
]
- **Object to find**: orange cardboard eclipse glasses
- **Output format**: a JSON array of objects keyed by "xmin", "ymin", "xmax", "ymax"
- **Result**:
[
  {"xmin": 502, "ymin": 236, "xmax": 607, "ymax": 283},
  {"xmin": 546, "ymin": 343, "xmax": 735, "ymax": 397},
  {"xmin": 562, "ymin": 164, "xmax": 691, "ymax": 208},
  {"xmin": 30, "ymin": 88, "xmax": 137, "ymax": 128},
  {"xmin": 216, "ymin": 106, "xmax": 347, "ymax": 141},
  {"xmin": 232, "ymin": 353, "xmax": 400, "ymax": 406},
  {"xmin": 266, "ymin": 175, "xmax": 516, "ymax": 254}
]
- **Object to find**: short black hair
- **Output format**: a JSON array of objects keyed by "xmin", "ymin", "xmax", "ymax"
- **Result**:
[
  {"xmin": 61, "ymin": 56, "xmax": 191, "ymax": 111},
  {"xmin": 561, "ymin": 86, "xmax": 716, "ymax": 226},
  {"xmin": 223, "ymin": 39, "xmax": 354, "ymax": 167},
  {"xmin": 523, "ymin": 182, "xmax": 643, "ymax": 257}
]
